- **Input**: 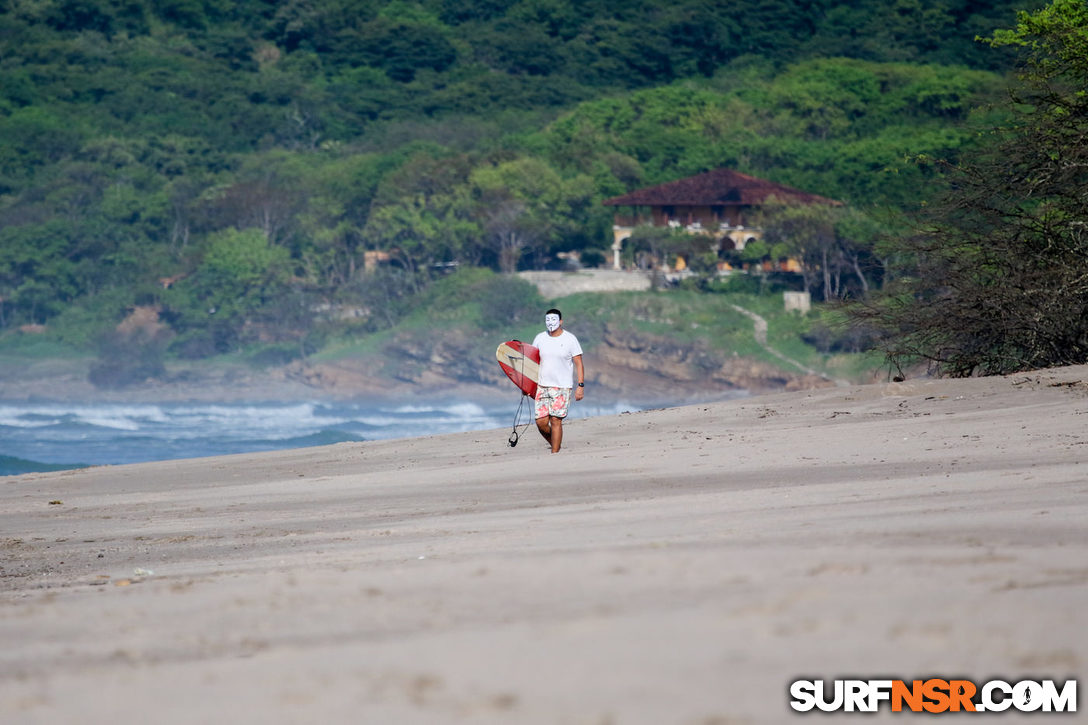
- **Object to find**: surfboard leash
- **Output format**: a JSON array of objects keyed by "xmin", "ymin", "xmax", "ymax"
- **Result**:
[
  {"xmin": 508, "ymin": 340, "xmax": 533, "ymax": 447},
  {"xmin": 508, "ymin": 393, "xmax": 532, "ymax": 447}
]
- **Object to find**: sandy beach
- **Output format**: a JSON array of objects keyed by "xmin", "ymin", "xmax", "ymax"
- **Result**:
[{"xmin": 2, "ymin": 366, "xmax": 1086, "ymax": 724}]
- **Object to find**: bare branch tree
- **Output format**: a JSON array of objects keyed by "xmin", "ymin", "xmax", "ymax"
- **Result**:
[{"xmin": 848, "ymin": 1, "xmax": 1088, "ymax": 376}]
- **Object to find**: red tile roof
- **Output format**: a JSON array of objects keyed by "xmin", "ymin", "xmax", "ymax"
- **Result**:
[{"xmin": 602, "ymin": 168, "xmax": 842, "ymax": 207}]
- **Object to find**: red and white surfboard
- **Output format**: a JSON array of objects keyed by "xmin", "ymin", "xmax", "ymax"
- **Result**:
[{"xmin": 496, "ymin": 340, "xmax": 540, "ymax": 398}]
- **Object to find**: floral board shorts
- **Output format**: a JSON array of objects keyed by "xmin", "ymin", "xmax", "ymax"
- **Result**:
[{"xmin": 535, "ymin": 386, "xmax": 572, "ymax": 420}]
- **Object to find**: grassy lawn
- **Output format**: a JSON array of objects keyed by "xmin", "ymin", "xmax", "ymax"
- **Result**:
[
  {"xmin": 556, "ymin": 288, "xmax": 879, "ymax": 382},
  {"xmin": 310, "ymin": 279, "xmax": 882, "ymax": 384}
]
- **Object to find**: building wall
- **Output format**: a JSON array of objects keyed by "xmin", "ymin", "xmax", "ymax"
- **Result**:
[
  {"xmin": 608, "ymin": 203, "xmax": 770, "ymax": 269},
  {"xmin": 650, "ymin": 205, "xmax": 746, "ymax": 229}
]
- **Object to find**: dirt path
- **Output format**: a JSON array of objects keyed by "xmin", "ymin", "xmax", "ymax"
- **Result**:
[{"xmin": 729, "ymin": 303, "xmax": 849, "ymax": 386}]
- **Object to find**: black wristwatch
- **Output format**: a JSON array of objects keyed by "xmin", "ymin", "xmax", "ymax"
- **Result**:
[{"xmin": 578, "ymin": 382, "xmax": 584, "ymax": 387}]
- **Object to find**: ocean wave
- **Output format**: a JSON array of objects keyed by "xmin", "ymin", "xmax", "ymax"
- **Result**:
[
  {"xmin": 0, "ymin": 397, "xmax": 639, "ymax": 469},
  {"xmin": 0, "ymin": 403, "xmax": 171, "ymax": 431},
  {"xmin": 387, "ymin": 401, "xmax": 489, "ymax": 418}
]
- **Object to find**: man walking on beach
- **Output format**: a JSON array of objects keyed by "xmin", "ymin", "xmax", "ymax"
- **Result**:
[{"xmin": 532, "ymin": 308, "xmax": 584, "ymax": 453}]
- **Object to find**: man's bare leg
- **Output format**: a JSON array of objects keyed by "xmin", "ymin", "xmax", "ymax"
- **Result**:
[
  {"xmin": 548, "ymin": 416, "xmax": 563, "ymax": 453},
  {"xmin": 535, "ymin": 415, "xmax": 564, "ymax": 452},
  {"xmin": 536, "ymin": 416, "xmax": 551, "ymax": 447}
]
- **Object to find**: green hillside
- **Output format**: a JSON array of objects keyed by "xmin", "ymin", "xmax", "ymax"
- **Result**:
[{"xmin": 0, "ymin": 0, "xmax": 1034, "ymax": 384}]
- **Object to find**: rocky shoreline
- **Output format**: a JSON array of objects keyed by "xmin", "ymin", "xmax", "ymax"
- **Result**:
[{"xmin": 0, "ymin": 339, "xmax": 856, "ymax": 407}]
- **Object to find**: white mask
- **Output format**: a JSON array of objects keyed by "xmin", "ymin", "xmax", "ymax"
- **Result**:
[{"xmin": 545, "ymin": 313, "xmax": 561, "ymax": 333}]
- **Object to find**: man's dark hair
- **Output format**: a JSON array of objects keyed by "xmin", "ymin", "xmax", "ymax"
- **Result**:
[{"xmin": 546, "ymin": 308, "xmax": 562, "ymax": 318}]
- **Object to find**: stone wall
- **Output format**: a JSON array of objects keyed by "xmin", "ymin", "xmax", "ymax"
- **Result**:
[{"xmin": 517, "ymin": 269, "xmax": 652, "ymax": 298}]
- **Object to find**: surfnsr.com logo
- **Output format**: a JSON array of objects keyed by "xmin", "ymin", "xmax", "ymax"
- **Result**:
[{"xmin": 789, "ymin": 678, "xmax": 1077, "ymax": 713}]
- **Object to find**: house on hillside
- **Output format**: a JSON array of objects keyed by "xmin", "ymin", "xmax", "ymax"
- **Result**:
[{"xmin": 601, "ymin": 168, "xmax": 842, "ymax": 270}]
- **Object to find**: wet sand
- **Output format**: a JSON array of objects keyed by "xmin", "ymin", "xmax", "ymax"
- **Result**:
[{"xmin": 2, "ymin": 366, "xmax": 1086, "ymax": 723}]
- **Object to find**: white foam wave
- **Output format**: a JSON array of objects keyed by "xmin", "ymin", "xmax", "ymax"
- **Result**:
[
  {"xmin": 0, "ymin": 403, "xmax": 171, "ymax": 430},
  {"xmin": 1, "ymin": 396, "xmax": 627, "ymax": 467},
  {"xmin": 166, "ymin": 403, "xmax": 330, "ymax": 438},
  {"xmin": 387, "ymin": 401, "xmax": 489, "ymax": 418},
  {"xmin": 0, "ymin": 406, "xmax": 59, "ymax": 428}
]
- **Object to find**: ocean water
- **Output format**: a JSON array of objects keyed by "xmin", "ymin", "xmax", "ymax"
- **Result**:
[{"xmin": 0, "ymin": 398, "xmax": 641, "ymax": 476}]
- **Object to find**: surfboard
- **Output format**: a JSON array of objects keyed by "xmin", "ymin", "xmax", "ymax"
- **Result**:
[{"xmin": 496, "ymin": 340, "xmax": 540, "ymax": 398}]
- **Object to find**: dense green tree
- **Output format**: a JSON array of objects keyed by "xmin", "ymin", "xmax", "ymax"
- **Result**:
[
  {"xmin": 760, "ymin": 202, "xmax": 883, "ymax": 301},
  {"xmin": 0, "ymin": 107, "xmax": 87, "ymax": 185},
  {"xmin": 533, "ymin": 59, "xmax": 1002, "ymax": 207},
  {"xmin": 163, "ymin": 227, "xmax": 292, "ymax": 355},
  {"xmin": 0, "ymin": 0, "xmax": 1033, "ymax": 361},
  {"xmin": 362, "ymin": 151, "xmax": 481, "ymax": 276},
  {"xmin": 291, "ymin": 151, "xmax": 388, "ymax": 285},
  {"xmin": 852, "ymin": 0, "xmax": 1088, "ymax": 376},
  {"xmin": 623, "ymin": 225, "xmax": 710, "ymax": 284},
  {"xmin": 469, "ymin": 156, "xmax": 594, "ymax": 271},
  {"xmin": 801, "ymin": 0, "xmax": 1022, "ymax": 69}
]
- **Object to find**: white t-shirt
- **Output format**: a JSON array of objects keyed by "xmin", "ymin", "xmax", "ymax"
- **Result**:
[{"xmin": 532, "ymin": 329, "xmax": 583, "ymax": 388}]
